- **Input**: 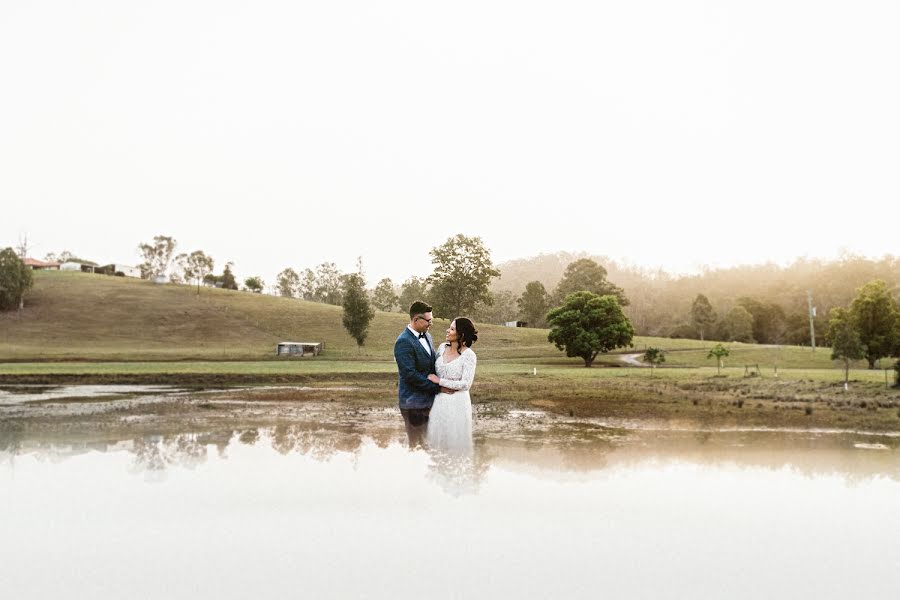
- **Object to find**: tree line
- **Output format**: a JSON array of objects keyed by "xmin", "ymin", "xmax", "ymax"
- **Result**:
[{"xmin": 134, "ymin": 235, "xmax": 268, "ymax": 294}]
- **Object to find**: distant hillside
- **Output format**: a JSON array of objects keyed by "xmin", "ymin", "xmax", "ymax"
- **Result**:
[
  {"xmin": 0, "ymin": 271, "xmax": 863, "ymax": 369},
  {"xmin": 493, "ymin": 252, "xmax": 900, "ymax": 339},
  {"xmin": 0, "ymin": 271, "xmax": 571, "ymax": 361}
]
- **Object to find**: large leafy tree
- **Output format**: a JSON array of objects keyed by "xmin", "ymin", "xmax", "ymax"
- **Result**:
[
  {"xmin": 342, "ymin": 273, "xmax": 376, "ymax": 348},
  {"xmin": 244, "ymin": 276, "xmax": 264, "ymax": 293},
  {"xmin": 828, "ymin": 307, "xmax": 866, "ymax": 386},
  {"xmin": 717, "ymin": 306, "xmax": 755, "ymax": 343},
  {"xmin": 547, "ymin": 292, "xmax": 634, "ymax": 367},
  {"xmin": 372, "ymin": 278, "xmax": 399, "ymax": 312},
  {"xmin": 690, "ymin": 294, "xmax": 717, "ymax": 341},
  {"xmin": 849, "ymin": 279, "xmax": 899, "ymax": 369},
  {"xmin": 517, "ymin": 280, "xmax": 550, "ymax": 328},
  {"xmin": 0, "ymin": 247, "xmax": 33, "ymax": 311},
  {"xmin": 175, "ymin": 250, "xmax": 214, "ymax": 295},
  {"xmin": 398, "ymin": 276, "xmax": 429, "ymax": 313},
  {"xmin": 736, "ymin": 297, "xmax": 787, "ymax": 344},
  {"xmin": 276, "ymin": 268, "xmax": 300, "ymax": 298},
  {"xmin": 553, "ymin": 258, "xmax": 628, "ymax": 307},
  {"xmin": 138, "ymin": 235, "xmax": 177, "ymax": 280},
  {"xmin": 427, "ymin": 234, "xmax": 500, "ymax": 319}
]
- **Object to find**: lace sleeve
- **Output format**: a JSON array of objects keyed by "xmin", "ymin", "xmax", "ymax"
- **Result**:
[{"xmin": 439, "ymin": 350, "xmax": 477, "ymax": 391}]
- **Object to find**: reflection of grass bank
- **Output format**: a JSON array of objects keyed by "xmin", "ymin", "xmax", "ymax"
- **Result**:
[{"xmin": 2, "ymin": 361, "xmax": 898, "ymax": 431}]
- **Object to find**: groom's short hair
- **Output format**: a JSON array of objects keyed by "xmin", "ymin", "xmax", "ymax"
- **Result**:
[{"xmin": 409, "ymin": 301, "xmax": 432, "ymax": 318}]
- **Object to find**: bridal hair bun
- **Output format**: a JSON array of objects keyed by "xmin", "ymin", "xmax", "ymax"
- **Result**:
[{"xmin": 455, "ymin": 317, "xmax": 478, "ymax": 348}]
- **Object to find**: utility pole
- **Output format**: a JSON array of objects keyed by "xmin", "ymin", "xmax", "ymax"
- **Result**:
[
  {"xmin": 16, "ymin": 233, "xmax": 29, "ymax": 259},
  {"xmin": 807, "ymin": 290, "xmax": 816, "ymax": 353}
]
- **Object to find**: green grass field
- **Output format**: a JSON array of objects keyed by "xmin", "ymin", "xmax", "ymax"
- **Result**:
[
  {"xmin": 0, "ymin": 270, "xmax": 879, "ymax": 373},
  {"xmin": 1, "ymin": 273, "xmax": 897, "ymax": 430}
]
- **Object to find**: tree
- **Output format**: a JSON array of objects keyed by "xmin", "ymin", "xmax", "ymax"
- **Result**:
[
  {"xmin": 553, "ymin": 258, "xmax": 628, "ymax": 307},
  {"xmin": 44, "ymin": 250, "xmax": 74, "ymax": 263},
  {"xmin": 372, "ymin": 278, "xmax": 399, "ymax": 312},
  {"xmin": 276, "ymin": 268, "xmax": 300, "ymax": 298},
  {"xmin": 643, "ymin": 346, "xmax": 666, "ymax": 377},
  {"xmin": 547, "ymin": 292, "xmax": 634, "ymax": 367},
  {"xmin": 398, "ymin": 277, "xmax": 429, "ymax": 313},
  {"xmin": 0, "ymin": 247, "xmax": 33, "ymax": 311},
  {"xmin": 314, "ymin": 262, "xmax": 343, "ymax": 305},
  {"xmin": 828, "ymin": 307, "xmax": 865, "ymax": 387},
  {"xmin": 849, "ymin": 279, "xmax": 899, "ymax": 369},
  {"xmin": 690, "ymin": 294, "xmax": 717, "ymax": 341},
  {"xmin": 717, "ymin": 306, "xmax": 755, "ymax": 343},
  {"xmin": 221, "ymin": 262, "xmax": 238, "ymax": 290},
  {"xmin": 427, "ymin": 234, "xmax": 500, "ymax": 319},
  {"xmin": 175, "ymin": 250, "xmax": 214, "ymax": 295},
  {"xmin": 342, "ymin": 273, "xmax": 375, "ymax": 349},
  {"xmin": 138, "ymin": 235, "xmax": 177, "ymax": 280},
  {"xmin": 517, "ymin": 281, "xmax": 550, "ymax": 328},
  {"xmin": 299, "ymin": 268, "xmax": 317, "ymax": 301},
  {"xmin": 244, "ymin": 276, "xmax": 264, "ymax": 293},
  {"xmin": 472, "ymin": 290, "xmax": 518, "ymax": 324},
  {"xmin": 736, "ymin": 297, "xmax": 787, "ymax": 344},
  {"xmin": 203, "ymin": 262, "xmax": 238, "ymax": 289},
  {"xmin": 894, "ymin": 359, "xmax": 900, "ymax": 389},
  {"xmin": 706, "ymin": 344, "xmax": 730, "ymax": 376}
]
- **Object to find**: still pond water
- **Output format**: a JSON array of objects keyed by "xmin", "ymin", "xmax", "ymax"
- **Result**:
[{"xmin": 2, "ymin": 406, "xmax": 900, "ymax": 599}]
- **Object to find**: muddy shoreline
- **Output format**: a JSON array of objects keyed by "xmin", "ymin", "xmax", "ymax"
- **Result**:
[{"xmin": 0, "ymin": 372, "xmax": 398, "ymax": 386}]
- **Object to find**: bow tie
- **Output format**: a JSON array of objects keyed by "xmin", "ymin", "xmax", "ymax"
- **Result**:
[{"xmin": 418, "ymin": 333, "xmax": 426, "ymax": 339}]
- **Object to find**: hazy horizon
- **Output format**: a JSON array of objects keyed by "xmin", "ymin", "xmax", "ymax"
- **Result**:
[{"xmin": 3, "ymin": 1, "xmax": 898, "ymax": 288}]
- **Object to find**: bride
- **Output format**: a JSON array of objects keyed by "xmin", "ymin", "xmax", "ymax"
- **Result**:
[{"xmin": 426, "ymin": 317, "xmax": 478, "ymax": 454}]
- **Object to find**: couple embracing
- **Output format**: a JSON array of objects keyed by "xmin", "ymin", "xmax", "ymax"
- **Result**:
[{"xmin": 393, "ymin": 301, "xmax": 478, "ymax": 454}]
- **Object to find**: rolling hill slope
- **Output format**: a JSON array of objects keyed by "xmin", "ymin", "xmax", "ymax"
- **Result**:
[{"xmin": 0, "ymin": 271, "xmax": 847, "ymax": 368}]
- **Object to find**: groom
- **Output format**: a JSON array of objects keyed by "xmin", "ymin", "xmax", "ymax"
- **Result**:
[{"xmin": 394, "ymin": 300, "xmax": 443, "ymax": 448}]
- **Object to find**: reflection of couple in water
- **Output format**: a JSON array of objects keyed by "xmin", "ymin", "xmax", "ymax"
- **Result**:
[{"xmin": 393, "ymin": 300, "xmax": 482, "ymax": 492}]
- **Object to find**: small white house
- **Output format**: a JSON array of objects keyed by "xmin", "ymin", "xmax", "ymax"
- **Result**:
[
  {"xmin": 101, "ymin": 263, "xmax": 141, "ymax": 278},
  {"xmin": 60, "ymin": 261, "xmax": 97, "ymax": 273},
  {"xmin": 505, "ymin": 321, "xmax": 528, "ymax": 328}
]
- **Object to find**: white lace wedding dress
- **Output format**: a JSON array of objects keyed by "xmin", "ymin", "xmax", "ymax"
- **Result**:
[{"xmin": 427, "ymin": 343, "xmax": 476, "ymax": 455}]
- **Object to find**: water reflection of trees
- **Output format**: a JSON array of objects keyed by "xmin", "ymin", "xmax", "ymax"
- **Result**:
[
  {"xmin": 3, "ymin": 423, "xmax": 900, "ymax": 485},
  {"xmin": 130, "ymin": 433, "xmax": 209, "ymax": 475}
]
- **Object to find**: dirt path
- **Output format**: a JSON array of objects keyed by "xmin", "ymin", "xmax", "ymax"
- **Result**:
[{"xmin": 618, "ymin": 353, "xmax": 645, "ymax": 367}]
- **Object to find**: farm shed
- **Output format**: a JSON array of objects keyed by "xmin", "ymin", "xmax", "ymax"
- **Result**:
[
  {"xmin": 60, "ymin": 261, "xmax": 98, "ymax": 273},
  {"xmin": 99, "ymin": 263, "xmax": 141, "ymax": 278},
  {"xmin": 276, "ymin": 342, "xmax": 323, "ymax": 357}
]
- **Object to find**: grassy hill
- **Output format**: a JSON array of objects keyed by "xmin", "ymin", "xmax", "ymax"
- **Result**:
[{"xmin": 0, "ymin": 270, "xmax": 865, "ymax": 369}]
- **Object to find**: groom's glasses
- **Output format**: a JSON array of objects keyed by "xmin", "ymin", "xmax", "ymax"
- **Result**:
[{"xmin": 415, "ymin": 316, "xmax": 433, "ymax": 324}]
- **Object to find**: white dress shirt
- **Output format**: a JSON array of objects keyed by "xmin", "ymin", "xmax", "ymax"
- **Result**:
[{"xmin": 407, "ymin": 325, "xmax": 432, "ymax": 355}]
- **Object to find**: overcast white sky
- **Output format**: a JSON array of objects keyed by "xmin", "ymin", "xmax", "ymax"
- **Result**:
[{"xmin": 2, "ymin": 1, "xmax": 898, "ymax": 288}]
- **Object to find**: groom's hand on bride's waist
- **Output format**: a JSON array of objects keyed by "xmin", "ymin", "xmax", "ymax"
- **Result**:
[{"xmin": 440, "ymin": 387, "xmax": 456, "ymax": 394}]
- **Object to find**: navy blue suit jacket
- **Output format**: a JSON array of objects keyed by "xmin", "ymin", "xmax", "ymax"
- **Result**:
[{"xmin": 394, "ymin": 328, "xmax": 440, "ymax": 410}]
